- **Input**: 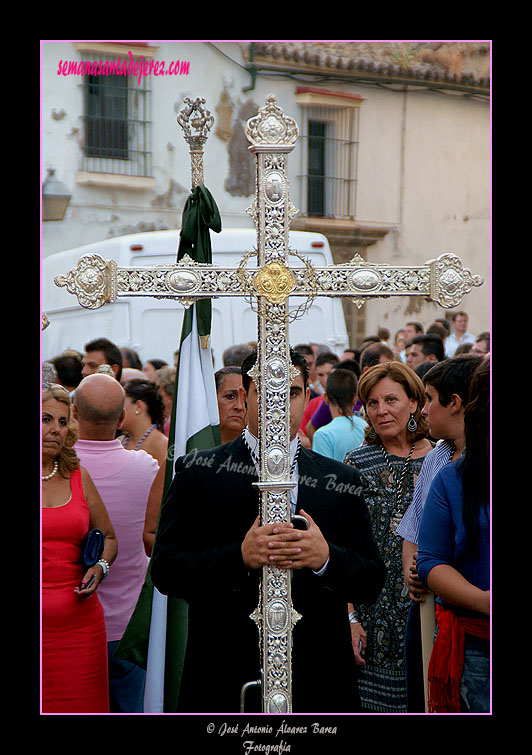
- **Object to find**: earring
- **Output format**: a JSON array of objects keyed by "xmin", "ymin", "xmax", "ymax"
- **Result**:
[
  {"xmin": 407, "ymin": 413, "xmax": 418, "ymax": 433},
  {"xmin": 368, "ymin": 425, "xmax": 378, "ymax": 440},
  {"xmin": 135, "ymin": 409, "xmax": 140, "ymax": 415}
]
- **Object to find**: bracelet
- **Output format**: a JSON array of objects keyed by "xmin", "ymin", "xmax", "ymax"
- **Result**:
[
  {"xmin": 96, "ymin": 559, "xmax": 110, "ymax": 581},
  {"xmin": 348, "ymin": 611, "xmax": 358, "ymax": 624}
]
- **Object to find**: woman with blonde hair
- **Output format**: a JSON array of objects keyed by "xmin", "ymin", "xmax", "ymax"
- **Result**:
[
  {"xmin": 344, "ymin": 362, "xmax": 433, "ymax": 712},
  {"xmin": 42, "ymin": 382, "xmax": 117, "ymax": 712}
]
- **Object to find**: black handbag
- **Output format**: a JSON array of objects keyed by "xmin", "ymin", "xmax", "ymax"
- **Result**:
[{"xmin": 80, "ymin": 528, "xmax": 105, "ymax": 569}]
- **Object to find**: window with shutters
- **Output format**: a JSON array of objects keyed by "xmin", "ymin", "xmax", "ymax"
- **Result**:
[
  {"xmin": 296, "ymin": 88, "xmax": 363, "ymax": 220},
  {"xmin": 79, "ymin": 49, "xmax": 152, "ymax": 178}
]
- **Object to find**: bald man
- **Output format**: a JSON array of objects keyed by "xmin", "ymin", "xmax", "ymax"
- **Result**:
[
  {"xmin": 73, "ymin": 374, "xmax": 159, "ymax": 713},
  {"xmin": 73, "ymin": 374, "xmax": 126, "ymax": 435}
]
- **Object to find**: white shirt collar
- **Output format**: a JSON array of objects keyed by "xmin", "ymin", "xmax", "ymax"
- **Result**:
[{"xmin": 243, "ymin": 427, "xmax": 300, "ymax": 474}]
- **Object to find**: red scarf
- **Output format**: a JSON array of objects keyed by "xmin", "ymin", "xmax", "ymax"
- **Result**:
[{"xmin": 428, "ymin": 603, "xmax": 489, "ymax": 713}]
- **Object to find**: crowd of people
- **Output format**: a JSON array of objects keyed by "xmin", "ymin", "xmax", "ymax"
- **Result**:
[{"xmin": 41, "ymin": 310, "xmax": 490, "ymax": 714}]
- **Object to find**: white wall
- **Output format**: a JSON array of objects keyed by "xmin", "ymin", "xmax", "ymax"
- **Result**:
[{"xmin": 361, "ymin": 88, "xmax": 490, "ymax": 337}]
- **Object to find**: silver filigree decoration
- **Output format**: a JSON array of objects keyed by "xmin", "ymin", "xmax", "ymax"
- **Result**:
[
  {"xmin": 177, "ymin": 97, "xmax": 214, "ymax": 143},
  {"xmin": 245, "ymin": 94, "xmax": 299, "ymax": 148},
  {"xmin": 54, "ymin": 252, "xmax": 482, "ymax": 312},
  {"xmin": 54, "ymin": 254, "xmax": 117, "ymax": 309},
  {"xmin": 430, "ymin": 253, "xmax": 483, "ymax": 308},
  {"xmin": 176, "ymin": 97, "xmax": 214, "ymax": 187}
]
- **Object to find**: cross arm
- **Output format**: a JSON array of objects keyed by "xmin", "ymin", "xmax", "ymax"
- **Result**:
[
  {"xmin": 54, "ymin": 249, "xmax": 483, "ymax": 311},
  {"xmin": 292, "ymin": 252, "xmax": 483, "ymax": 309}
]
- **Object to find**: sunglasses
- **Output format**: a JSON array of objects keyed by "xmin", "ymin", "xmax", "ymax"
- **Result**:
[{"xmin": 42, "ymin": 381, "xmax": 70, "ymax": 395}]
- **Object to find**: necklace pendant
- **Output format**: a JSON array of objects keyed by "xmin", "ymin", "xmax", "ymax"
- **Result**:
[
  {"xmin": 389, "ymin": 511, "xmax": 403, "ymax": 535},
  {"xmin": 381, "ymin": 442, "xmax": 415, "ymax": 535}
]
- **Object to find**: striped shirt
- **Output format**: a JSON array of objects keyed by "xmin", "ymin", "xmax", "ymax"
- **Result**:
[{"xmin": 396, "ymin": 439, "xmax": 457, "ymax": 544}]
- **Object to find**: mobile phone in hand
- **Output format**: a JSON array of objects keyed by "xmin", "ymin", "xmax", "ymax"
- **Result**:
[{"xmin": 81, "ymin": 575, "xmax": 96, "ymax": 590}]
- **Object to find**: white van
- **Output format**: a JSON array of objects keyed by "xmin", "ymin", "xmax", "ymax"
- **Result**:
[{"xmin": 42, "ymin": 228, "xmax": 349, "ymax": 370}]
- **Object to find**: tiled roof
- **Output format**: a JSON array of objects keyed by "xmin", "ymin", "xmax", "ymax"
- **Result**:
[{"xmin": 246, "ymin": 41, "xmax": 490, "ymax": 93}]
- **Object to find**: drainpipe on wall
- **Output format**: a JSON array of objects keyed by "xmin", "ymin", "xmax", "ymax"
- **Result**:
[
  {"xmin": 393, "ymin": 87, "xmax": 408, "ymax": 258},
  {"xmin": 243, "ymin": 42, "xmax": 257, "ymax": 92}
]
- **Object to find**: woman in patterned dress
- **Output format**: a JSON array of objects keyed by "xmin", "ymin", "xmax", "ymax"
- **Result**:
[{"xmin": 344, "ymin": 362, "xmax": 433, "ymax": 713}]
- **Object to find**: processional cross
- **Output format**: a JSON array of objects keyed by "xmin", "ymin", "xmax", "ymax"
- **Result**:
[{"xmin": 55, "ymin": 94, "xmax": 483, "ymax": 713}]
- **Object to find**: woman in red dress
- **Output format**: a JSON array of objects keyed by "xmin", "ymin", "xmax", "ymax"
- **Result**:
[{"xmin": 42, "ymin": 382, "xmax": 118, "ymax": 713}]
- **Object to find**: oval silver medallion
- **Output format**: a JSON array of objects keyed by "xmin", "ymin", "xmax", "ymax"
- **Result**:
[
  {"xmin": 166, "ymin": 269, "xmax": 199, "ymax": 293},
  {"xmin": 267, "ymin": 601, "xmax": 288, "ymax": 633},
  {"xmin": 266, "ymin": 357, "xmax": 286, "ymax": 388},
  {"xmin": 349, "ymin": 269, "xmax": 381, "ymax": 292},
  {"xmin": 268, "ymin": 692, "xmax": 289, "ymax": 713},
  {"xmin": 266, "ymin": 447, "xmax": 286, "ymax": 478},
  {"xmin": 264, "ymin": 171, "xmax": 285, "ymax": 204}
]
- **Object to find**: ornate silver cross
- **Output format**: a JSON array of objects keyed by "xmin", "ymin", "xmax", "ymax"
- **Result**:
[{"xmin": 54, "ymin": 94, "xmax": 483, "ymax": 713}]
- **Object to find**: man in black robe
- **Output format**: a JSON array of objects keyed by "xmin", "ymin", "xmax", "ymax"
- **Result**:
[{"xmin": 151, "ymin": 349, "xmax": 386, "ymax": 713}]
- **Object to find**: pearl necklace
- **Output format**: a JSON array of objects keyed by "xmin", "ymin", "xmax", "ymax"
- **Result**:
[
  {"xmin": 42, "ymin": 459, "xmax": 59, "ymax": 481},
  {"xmin": 121, "ymin": 424, "xmax": 157, "ymax": 451}
]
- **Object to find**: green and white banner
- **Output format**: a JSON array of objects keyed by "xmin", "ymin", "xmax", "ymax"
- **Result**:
[{"xmin": 116, "ymin": 185, "xmax": 222, "ymax": 712}]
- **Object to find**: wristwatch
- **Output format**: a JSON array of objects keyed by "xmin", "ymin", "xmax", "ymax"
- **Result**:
[{"xmin": 96, "ymin": 559, "xmax": 110, "ymax": 581}]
